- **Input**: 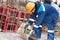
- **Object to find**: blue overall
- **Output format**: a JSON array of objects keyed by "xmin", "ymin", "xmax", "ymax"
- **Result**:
[{"xmin": 28, "ymin": 3, "xmax": 59, "ymax": 40}]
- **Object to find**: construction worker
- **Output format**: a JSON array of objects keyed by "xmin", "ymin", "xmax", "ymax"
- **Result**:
[{"xmin": 26, "ymin": 1, "xmax": 59, "ymax": 40}]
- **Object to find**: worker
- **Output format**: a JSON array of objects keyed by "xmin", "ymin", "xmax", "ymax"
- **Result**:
[{"xmin": 26, "ymin": 1, "xmax": 59, "ymax": 40}]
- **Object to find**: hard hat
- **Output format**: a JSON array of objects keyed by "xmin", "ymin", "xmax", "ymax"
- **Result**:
[{"xmin": 26, "ymin": 2, "xmax": 35, "ymax": 12}]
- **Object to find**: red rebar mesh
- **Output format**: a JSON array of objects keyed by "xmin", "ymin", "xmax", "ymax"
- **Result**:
[
  {"xmin": 0, "ymin": 5, "xmax": 28, "ymax": 32},
  {"xmin": 0, "ymin": 7, "xmax": 3, "ymax": 13}
]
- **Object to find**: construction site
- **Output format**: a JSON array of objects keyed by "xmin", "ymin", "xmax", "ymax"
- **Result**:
[{"xmin": 0, "ymin": 0, "xmax": 60, "ymax": 40}]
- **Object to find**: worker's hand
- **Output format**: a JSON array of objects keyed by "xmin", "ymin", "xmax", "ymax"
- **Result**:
[{"xmin": 27, "ymin": 25, "xmax": 32, "ymax": 30}]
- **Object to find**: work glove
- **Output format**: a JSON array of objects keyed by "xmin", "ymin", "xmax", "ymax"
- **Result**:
[
  {"xmin": 24, "ymin": 23, "xmax": 34, "ymax": 35},
  {"xmin": 17, "ymin": 22, "xmax": 34, "ymax": 35}
]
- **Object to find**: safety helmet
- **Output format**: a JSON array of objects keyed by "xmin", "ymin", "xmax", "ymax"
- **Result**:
[{"xmin": 26, "ymin": 2, "xmax": 35, "ymax": 12}]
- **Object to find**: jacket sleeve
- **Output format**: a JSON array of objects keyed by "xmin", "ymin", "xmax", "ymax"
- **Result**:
[
  {"xmin": 33, "ymin": 4, "xmax": 46, "ymax": 28},
  {"xmin": 34, "ymin": 11, "xmax": 45, "ymax": 27},
  {"xmin": 28, "ymin": 13, "xmax": 36, "ymax": 25}
]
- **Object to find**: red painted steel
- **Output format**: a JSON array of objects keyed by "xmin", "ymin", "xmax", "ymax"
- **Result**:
[{"xmin": 0, "ymin": 6, "xmax": 28, "ymax": 32}]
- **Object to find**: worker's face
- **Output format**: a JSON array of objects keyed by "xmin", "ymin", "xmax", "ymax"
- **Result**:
[
  {"xmin": 32, "ymin": 8, "xmax": 35, "ymax": 13},
  {"xmin": 27, "ymin": 8, "xmax": 35, "ymax": 15}
]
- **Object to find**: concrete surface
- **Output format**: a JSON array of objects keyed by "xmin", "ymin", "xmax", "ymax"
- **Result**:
[{"xmin": 0, "ymin": 32, "xmax": 60, "ymax": 40}]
